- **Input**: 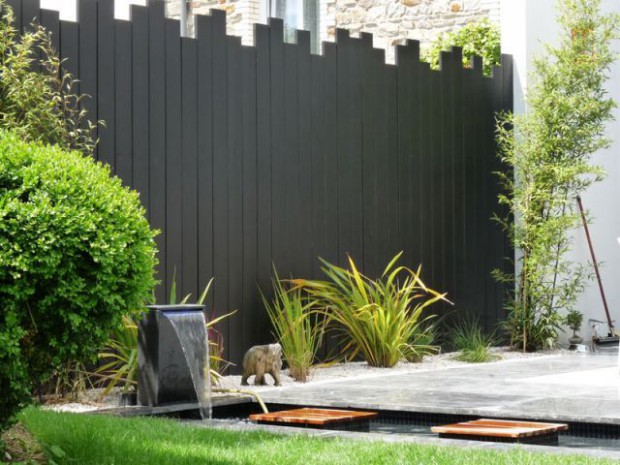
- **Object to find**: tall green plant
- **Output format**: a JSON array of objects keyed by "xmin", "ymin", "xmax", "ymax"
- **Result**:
[
  {"xmin": 495, "ymin": 0, "xmax": 619, "ymax": 351},
  {"xmin": 423, "ymin": 18, "xmax": 501, "ymax": 75},
  {"xmin": 94, "ymin": 278, "xmax": 236, "ymax": 392},
  {"xmin": 449, "ymin": 317, "xmax": 498, "ymax": 363},
  {"xmin": 262, "ymin": 270, "xmax": 323, "ymax": 382},
  {"xmin": 294, "ymin": 253, "xmax": 448, "ymax": 368},
  {"xmin": 0, "ymin": 0, "xmax": 98, "ymax": 153}
]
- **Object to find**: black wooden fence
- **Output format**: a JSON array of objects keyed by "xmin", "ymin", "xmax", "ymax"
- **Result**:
[{"xmin": 8, "ymin": 0, "xmax": 512, "ymax": 367}]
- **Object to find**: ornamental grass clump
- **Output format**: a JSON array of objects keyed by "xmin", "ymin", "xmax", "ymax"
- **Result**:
[
  {"xmin": 263, "ymin": 270, "xmax": 324, "ymax": 382},
  {"xmin": 294, "ymin": 253, "xmax": 448, "ymax": 368},
  {"xmin": 0, "ymin": 131, "xmax": 157, "ymax": 433},
  {"xmin": 449, "ymin": 317, "xmax": 498, "ymax": 363}
]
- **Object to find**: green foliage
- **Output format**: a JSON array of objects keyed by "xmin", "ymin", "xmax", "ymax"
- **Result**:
[
  {"xmin": 0, "ymin": 131, "xmax": 157, "ymax": 430},
  {"xmin": 423, "ymin": 18, "xmax": 501, "ymax": 75},
  {"xmin": 495, "ymin": 0, "xmax": 619, "ymax": 352},
  {"xmin": 20, "ymin": 408, "xmax": 619, "ymax": 465},
  {"xmin": 565, "ymin": 309, "xmax": 584, "ymax": 332},
  {"xmin": 294, "ymin": 253, "xmax": 448, "ymax": 368},
  {"xmin": 93, "ymin": 316, "xmax": 139, "ymax": 396},
  {"xmin": 0, "ymin": 0, "xmax": 98, "ymax": 153},
  {"xmin": 94, "ymin": 278, "xmax": 236, "ymax": 390},
  {"xmin": 262, "ymin": 269, "xmax": 324, "ymax": 382},
  {"xmin": 449, "ymin": 317, "xmax": 498, "ymax": 363}
]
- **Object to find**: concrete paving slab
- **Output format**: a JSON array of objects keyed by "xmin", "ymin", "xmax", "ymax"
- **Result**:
[{"xmin": 256, "ymin": 353, "xmax": 620, "ymax": 424}]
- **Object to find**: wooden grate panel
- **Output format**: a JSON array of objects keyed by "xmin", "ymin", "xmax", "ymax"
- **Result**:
[
  {"xmin": 432, "ymin": 419, "xmax": 568, "ymax": 438},
  {"xmin": 250, "ymin": 408, "xmax": 377, "ymax": 426}
]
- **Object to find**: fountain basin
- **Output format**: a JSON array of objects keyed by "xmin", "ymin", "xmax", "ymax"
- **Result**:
[{"xmin": 137, "ymin": 305, "xmax": 208, "ymax": 409}]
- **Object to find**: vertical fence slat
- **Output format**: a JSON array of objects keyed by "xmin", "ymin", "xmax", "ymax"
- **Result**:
[
  {"xmin": 470, "ymin": 57, "xmax": 485, "ymax": 323},
  {"xmin": 22, "ymin": 0, "xmax": 39, "ymax": 71},
  {"xmin": 196, "ymin": 14, "xmax": 214, "ymax": 314},
  {"xmin": 385, "ymin": 63, "xmax": 400, "ymax": 264},
  {"xmin": 226, "ymin": 36, "xmax": 244, "ymax": 365},
  {"xmin": 165, "ymin": 18, "xmax": 183, "ymax": 295},
  {"xmin": 282, "ymin": 41, "xmax": 299, "ymax": 276},
  {"xmin": 97, "ymin": 0, "xmax": 115, "ymax": 168},
  {"xmin": 269, "ymin": 18, "xmax": 285, "ymax": 273},
  {"xmin": 148, "ymin": 0, "xmax": 167, "ymax": 302},
  {"xmin": 361, "ymin": 36, "xmax": 378, "ymax": 277},
  {"xmin": 78, "ymin": 0, "xmax": 97, "ymax": 157},
  {"xmin": 297, "ymin": 29, "xmax": 313, "ymax": 281},
  {"xmin": 211, "ymin": 9, "xmax": 230, "ymax": 355},
  {"xmin": 40, "ymin": 8, "xmax": 59, "ymax": 53},
  {"xmin": 181, "ymin": 37, "xmax": 198, "ymax": 300},
  {"xmin": 255, "ymin": 23, "xmax": 272, "ymax": 341},
  {"xmin": 6, "ymin": 0, "xmax": 22, "ymax": 34},
  {"xmin": 60, "ymin": 20, "xmax": 79, "ymax": 89},
  {"xmin": 21, "ymin": 0, "xmax": 39, "ymax": 32},
  {"xmin": 131, "ymin": 5, "xmax": 149, "ymax": 205},
  {"xmin": 451, "ymin": 48, "xmax": 464, "ymax": 308},
  {"xmin": 115, "ymin": 20, "xmax": 133, "ymax": 186},
  {"xmin": 241, "ymin": 45, "xmax": 259, "ymax": 349},
  {"xmin": 336, "ymin": 29, "xmax": 364, "ymax": 266}
]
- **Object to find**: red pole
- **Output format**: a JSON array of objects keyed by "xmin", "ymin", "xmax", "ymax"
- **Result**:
[{"xmin": 576, "ymin": 195, "xmax": 615, "ymax": 336}]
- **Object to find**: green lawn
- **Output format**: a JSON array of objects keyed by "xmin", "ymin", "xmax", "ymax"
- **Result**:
[{"xmin": 19, "ymin": 408, "xmax": 617, "ymax": 465}]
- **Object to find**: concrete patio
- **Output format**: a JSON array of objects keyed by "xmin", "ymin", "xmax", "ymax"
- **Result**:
[{"xmin": 255, "ymin": 353, "xmax": 620, "ymax": 425}]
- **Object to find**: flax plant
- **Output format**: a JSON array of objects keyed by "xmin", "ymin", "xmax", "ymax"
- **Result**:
[
  {"xmin": 262, "ymin": 270, "xmax": 324, "ymax": 382},
  {"xmin": 293, "ymin": 253, "xmax": 449, "ymax": 368}
]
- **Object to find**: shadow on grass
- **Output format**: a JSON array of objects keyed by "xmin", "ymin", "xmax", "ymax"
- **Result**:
[{"xmin": 20, "ymin": 408, "xmax": 288, "ymax": 465}]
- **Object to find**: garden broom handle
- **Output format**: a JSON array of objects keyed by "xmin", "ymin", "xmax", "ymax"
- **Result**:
[{"xmin": 576, "ymin": 195, "xmax": 615, "ymax": 334}]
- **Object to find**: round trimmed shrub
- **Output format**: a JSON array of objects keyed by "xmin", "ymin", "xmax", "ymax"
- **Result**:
[{"xmin": 0, "ymin": 131, "xmax": 157, "ymax": 430}]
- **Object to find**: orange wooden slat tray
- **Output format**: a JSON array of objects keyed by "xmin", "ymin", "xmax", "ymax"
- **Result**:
[
  {"xmin": 250, "ymin": 408, "xmax": 378, "ymax": 426},
  {"xmin": 431, "ymin": 419, "xmax": 568, "ymax": 439}
]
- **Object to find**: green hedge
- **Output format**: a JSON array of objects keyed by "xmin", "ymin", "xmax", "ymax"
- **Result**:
[{"xmin": 0, "ymin": 131, "xmax": 157, "ymax": 431}]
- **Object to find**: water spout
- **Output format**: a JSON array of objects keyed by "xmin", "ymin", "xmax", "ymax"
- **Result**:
[{"xmin": 137, "ymin": 305, "xmax": 211, "ymax": 419}]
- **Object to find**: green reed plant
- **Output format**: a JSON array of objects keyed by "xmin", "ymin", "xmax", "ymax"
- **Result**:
[
  {"xmin": 94, "ymin": 278, "xmax": 236, "ymax": 392},
  {"xmin": 449, "ymin": 317, "xmax": 498, "ymax": 363},
  {"xmin": 294, "ymin": 253, "xmax": 449, "ymax": 368},
  {"xmin": 93, "ymin": 316, "xmax": 138, "ymax": 396},
  {"xmin": 262, "ymin": 270, "xmax": 324, "ymax": 382},
  {"xmin": 406, "ymin": 323, "xmax": 439, "ymax": 363}
]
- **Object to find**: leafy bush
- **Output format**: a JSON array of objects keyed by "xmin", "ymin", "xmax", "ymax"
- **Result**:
[
  {"xmin": 564, "ymin": 309, "xmax": 584, "ymax": 333},
  {"xmin": 423, "ymin": 18, "xmax": 501, "ymax": 76},
  {"xmin": 495, "ymin": 0, "xmax": 618, "ymax": 351},
  {"xmin": 449, "ymin": 318, "xmax": 498, "ymax": 363},
  {"xmin": 93, "ymin": 277, "xmax": 236, "ymax": 391},
  {"xmin": 262, "ymin": 270, "xmax": 324, "ymax": 382},
  {"xmin": 0, "ymin": 0, "xmax": 98, "ymax": 152},
  {"xmin": 294, "ymin": 253, "xmax": 448, "ymax": 368},
  {"xmin": 0, "ymin": 131, "xmax": 157, "ymax": 430}
]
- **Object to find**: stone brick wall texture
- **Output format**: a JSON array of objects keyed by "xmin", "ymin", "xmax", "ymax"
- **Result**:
[{"xmin": 165, "ymin": 0, "xmax": 500, "ymax": 62}]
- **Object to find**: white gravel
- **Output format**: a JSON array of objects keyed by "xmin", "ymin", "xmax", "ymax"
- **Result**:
[{"xmin": 44, "ymin": 347, "xmax": 561, "ymax": 413}]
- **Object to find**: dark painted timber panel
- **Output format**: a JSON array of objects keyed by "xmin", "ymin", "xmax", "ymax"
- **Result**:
[{"xmin": 13, "ymin": 0, "xmax": 512, "ymax": 367}]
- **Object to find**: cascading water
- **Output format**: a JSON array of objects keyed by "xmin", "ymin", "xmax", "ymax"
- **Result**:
[
  {"xmin": 137, "ymin": 305, "xmax": 211, "ymax": 420},
  {"xmin": 164, "ymin": 311, "xmax": 212, "ymax": 419}
]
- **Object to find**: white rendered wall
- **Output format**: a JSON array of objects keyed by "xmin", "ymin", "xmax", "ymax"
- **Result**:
[
  {"xmin": 39, "ymin": 0, "xmax": 147, "ymax": 21},
  {"xmin": 501, "ymin": 0, "xmax": 620, "ymax": 344}
]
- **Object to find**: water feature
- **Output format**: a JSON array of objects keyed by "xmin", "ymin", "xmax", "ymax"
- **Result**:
[{"xmin": 137, "ymin": 305, "xmax": 211, "ymax": 420}]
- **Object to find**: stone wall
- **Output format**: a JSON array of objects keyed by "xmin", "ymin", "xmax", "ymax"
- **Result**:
[
  {"xmin": 323, "ymin": 0, "xmax": 500, "ymax": 61},
  {"xmin": 165, "ymin": 0, "xmax": 500, "ymax": 61},
  {"xmin": 166, "ymin": 0, "xmax": 261, "ymax": 44}
]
